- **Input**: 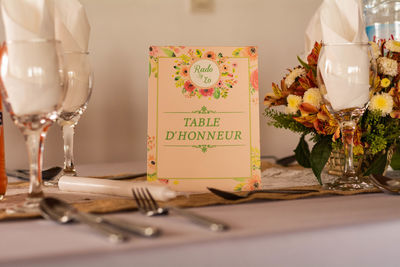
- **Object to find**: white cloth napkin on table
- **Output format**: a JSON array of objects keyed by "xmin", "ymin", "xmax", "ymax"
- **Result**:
[
  {"xmin": 53, "ymin": 0, "xmax": 90, "ymax": 52},
  {"xmin": 304, "ymin": 0, "xmax": 370, "ymax": 111}
]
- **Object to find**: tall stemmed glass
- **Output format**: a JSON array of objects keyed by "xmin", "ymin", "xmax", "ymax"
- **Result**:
[
  {"xmin": 0, "ymin": 39, "xmax": 65, "ymax": 210},
  {"xmin": 55, "ymin": 51, "xmax": 92, "ymax": 180},
  {"xmin": 317, "ymin": 42, "xmax": 377, "ymax": 190}
]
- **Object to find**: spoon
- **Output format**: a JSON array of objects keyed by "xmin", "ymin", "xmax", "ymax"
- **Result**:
[
  {"xmin": 207, "ymin": 187, "xmax": 320, "ymax": 201},
  {"xmin": 370, "ymin": 174, "xmax": 400, "ymax": 194},
  {"xmin": 39, "ymin": 197, "xmax": 129, "ymax": 243}
]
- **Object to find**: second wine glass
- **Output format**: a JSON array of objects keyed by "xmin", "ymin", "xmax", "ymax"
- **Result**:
[
  {"xmin": 56, "ymin": 51, "xmax": 93, "ymax": 180},
  {"xmin": 317, "ymin": 42, "xmax": 377, "ymax": 190}
]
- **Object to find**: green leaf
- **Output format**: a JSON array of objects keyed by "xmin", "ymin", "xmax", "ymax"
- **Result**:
[
  {"xmin": 213, "ymin": 88, "xmax": 220, "ymax": 99},
  {"xmin": 174, "ymin": 76, "xmax": 181, "ymax": 81},
  {"xmin": 294, "ymin": 135, "xmax": 311, "ymax": 168},
  {"xmin": 297, "ymin": 56, "xmax": 310, "ymax": 70},
  {"xmin": 232, "ymin": 48, "xmax": 242, "ymax": 57},
  {"xmin": 364, "ymin": 151, "xmax": 388, "ymax": 176},
  {"xmin": 196, "ymin": 49, "xmax": 202, "ymax": 58},
  {"xmin": 390, "ymin": 146, "xmax": 400, "ymax": 170},
  {"xmin": 149, "ymin": 62, "xmax": 151, "ymax": 77},
  {"xmin": 162, "ymin": 48, "xmax": 176, "ymax": 57},
  {"xmin": 310, "ymin": 136, "xmax": 332, "ymax": 185}
]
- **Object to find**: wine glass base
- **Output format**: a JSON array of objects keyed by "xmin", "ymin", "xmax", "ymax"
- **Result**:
[
  {"xmin": 324, "ymin": 175, "xmax": 375, "ymax": 191},
  {"xmin": 6, "ymin": 196, "xmax": 42, "ymax": 214}
]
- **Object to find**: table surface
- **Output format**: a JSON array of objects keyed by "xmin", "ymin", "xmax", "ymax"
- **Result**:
[{"xmin": 2, "ymin": 162, "xmax": 400, "ymax": 267}]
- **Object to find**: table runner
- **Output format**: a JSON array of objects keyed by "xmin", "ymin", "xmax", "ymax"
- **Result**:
[{"xmin": 0, "ymin": 162, "xmax": 381, "ymax": 221}]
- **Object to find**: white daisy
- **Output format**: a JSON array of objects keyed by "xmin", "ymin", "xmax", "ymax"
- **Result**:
[
  {"xmin": 377, "ymin": 57, "xmax": 398, "ymax": 77},
  {"xmin": 286, "ymin": 94, "xmax": 302, "ymax": 114},
  {"xmin": 369, "ymin": 93, "xmax": 394, "ymax": 115},
  {"xmin": 303, "ymin": 88, "xmax": 322, "ymax": 109},
  {"xmin": 284, "ymin": 68, "xmax": 306, "ymax": 88}
]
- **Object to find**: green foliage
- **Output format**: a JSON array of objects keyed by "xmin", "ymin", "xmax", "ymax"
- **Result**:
[
  {"xmin": 264, "ymin": 109, "xmax": 313, "ymax": 135},
  {"xmin": 363, "ymin": 151, "xmax": 388, "ymax": 176},
  {"xmin": 310, "ymin": 136, "xmax": 332, "ymax": 185},
  {"xmin": 361, "ymin": 110, "xmax": 400, "ymax": 155},
  {"xmin": 294, "ymin": 135, "xmax": 311, "ymax": 168},
  {"xmin": 390, "ymin": 146, "xmax": 400, "ymax": 170}
]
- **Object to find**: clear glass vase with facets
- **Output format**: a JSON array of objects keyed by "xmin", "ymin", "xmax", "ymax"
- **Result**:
[
  {"xmin": 0, "ymin": 39, "xmax": 65, "ymax": 212},
  {"xmin": 52, "ymin": 51, "xmax": 93, "ymax": 182},
  {"xmin": 317, "ymin": 42, "xmax": 377, "ymax": 190}
]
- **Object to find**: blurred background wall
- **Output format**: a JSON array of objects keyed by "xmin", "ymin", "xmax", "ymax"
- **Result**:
[{"xmin": 0, "ymin": 0, "xmax": 322, "ymax": 169}]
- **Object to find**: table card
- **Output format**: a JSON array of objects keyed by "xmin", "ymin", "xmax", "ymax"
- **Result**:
[{"xmin": 147, "ymin": 46, "xmax": 260, "ymax": 192}]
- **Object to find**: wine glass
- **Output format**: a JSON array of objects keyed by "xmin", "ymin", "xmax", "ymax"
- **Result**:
[
  {"xmin": 317, "ymin": 42, "xmax": 377, "ymax": 190},
  {"xmin": 53, "ymin": 51, "xmax": 93, "ymax": 181},
  {"xmin": 0, "ymin": 39, "xmax": 65, "ymax": 211}
]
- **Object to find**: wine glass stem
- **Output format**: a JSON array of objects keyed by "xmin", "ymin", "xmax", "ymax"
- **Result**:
[
  {"xmin": 340, "ymin": 121, "xmax": 356, "ymax": 177},
  {"xmin": 23, "ymin": 127, "xmax": 49, "ymax": 200},
  {"xmin": 62, "ymin": 123, "xmax": 76, "ymax": 176}
]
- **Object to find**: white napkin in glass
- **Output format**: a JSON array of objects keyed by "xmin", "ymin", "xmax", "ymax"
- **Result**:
[
  {"xmin": 305, "ymin": 0, "xmax": 368, "ymax": 51},
  {"xmin": 0, "ymin": 0, "xmax": 63, "ymax": 116},
  {"xmin": 305, "ymin": 0, "xmax": 370, "ymax": 111},
  {"xmin": 1, "ymin": 0, "xmax": 55, "ymax": 41},
  {"xmin": 54, "ymin": 0, "xmax": 90, "ymax": 52}
]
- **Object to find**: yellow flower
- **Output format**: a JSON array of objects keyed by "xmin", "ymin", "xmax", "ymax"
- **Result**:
[
  {"xmin": 286, "ymin": 94, "xmax": 302, "ymax": 114},
  {"xmin": 369, "ymin": 93, "xmax": 394, "ymax": 115},
  {"xmin": 380, "ymin": 78, "xmax": 391, "ymax": 88},
  {"xmin": 303, "ymin": 88, "xmax": 322, "ymax": 109},
  {"xmin": 385, "ymin": 40, "xmax": 400, "ymax": 53}
]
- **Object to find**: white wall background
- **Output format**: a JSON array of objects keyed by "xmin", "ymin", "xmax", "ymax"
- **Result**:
[{"xmin": 0, "ymin": 0, "xmax": 322, "ymax": 169}]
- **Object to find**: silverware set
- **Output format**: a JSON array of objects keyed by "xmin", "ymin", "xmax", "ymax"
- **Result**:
[
  {"xmin": 39, "ymin": 186, "xmax": 229, "ymax": 243},
  {"xmin": 35, "ymin": 171, "xmax": 400, "ymax": 243}
]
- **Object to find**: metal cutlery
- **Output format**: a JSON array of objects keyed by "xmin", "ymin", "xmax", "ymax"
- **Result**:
[
  {"xmin": 261, "ymin": 154, "xmax": 297, "ymax": 166},
  {"xmin": 370, "ymin": 174, "xmax": 400, "ymax": 194},
  {"xmin": 7, "ymin": 166, "xmax": 146, "ymax": 181},
  {"xmin": 39, "ymin": 197, "xmax": 160, "ymax": 243},
  {"xmin": 7, "ymin": 167, "xmax": 62, "ymax": 181},
  {"xmin": 208, "ymin": 187, "xmax": 320, "ymax": 201},
  {"xmin": 39, "ymin": 197, "xmax": 127, "ymax": 243},
  {"xmin": 132, "ymin": 188, "xmax": 229, "ymax": 232}
]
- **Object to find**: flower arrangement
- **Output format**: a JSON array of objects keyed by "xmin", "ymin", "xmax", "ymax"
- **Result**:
[{"xmin": 264, "ymin": 41, "xmax": 400, "ymax": 184}]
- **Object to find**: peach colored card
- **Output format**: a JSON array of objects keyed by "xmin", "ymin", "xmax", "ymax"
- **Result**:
[{"xmin": 147, "ymin": 46, "xmax": 260, "ymax": 192}]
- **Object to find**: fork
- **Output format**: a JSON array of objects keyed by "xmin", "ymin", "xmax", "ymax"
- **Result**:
[{"xmin": 132, "ymin": 188, "xmax": 229, "ymax": 232}]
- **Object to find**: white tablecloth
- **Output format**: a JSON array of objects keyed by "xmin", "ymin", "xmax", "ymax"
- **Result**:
[{"xmin": 2, "ymin": 163, "xmax": 400, "ymax": 267}]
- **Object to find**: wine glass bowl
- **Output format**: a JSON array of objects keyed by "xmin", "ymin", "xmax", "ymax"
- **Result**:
[
  {"xmin": 317, "ymin": 42, "xmax": 377, "ymax": 190},
  {"xmin": 0, "ymin": 39, "xmax": 65, "ymax": 208}
]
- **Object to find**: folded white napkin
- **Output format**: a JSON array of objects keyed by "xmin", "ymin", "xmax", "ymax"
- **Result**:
[
  {"xmin": 305, "ymin": 0, "xmax": 370, "ymax": 111},
  {"xmin": 1, "ymin": 0, "xmax": 55, "ymax": 41},
  {"xmin": 305, "ymin": 0, "xmax": 368, "ymax": 52},
  {"xmin": 53, "ymin": 0, "xmax": 90, "ymax": 52},
  {"xmin": 58, "ymin": 176, "xmax": 178, "ymax": 201},
  {"xmin": 1, "ymin": 0, "xmax": 64, "ymax": 116}
]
